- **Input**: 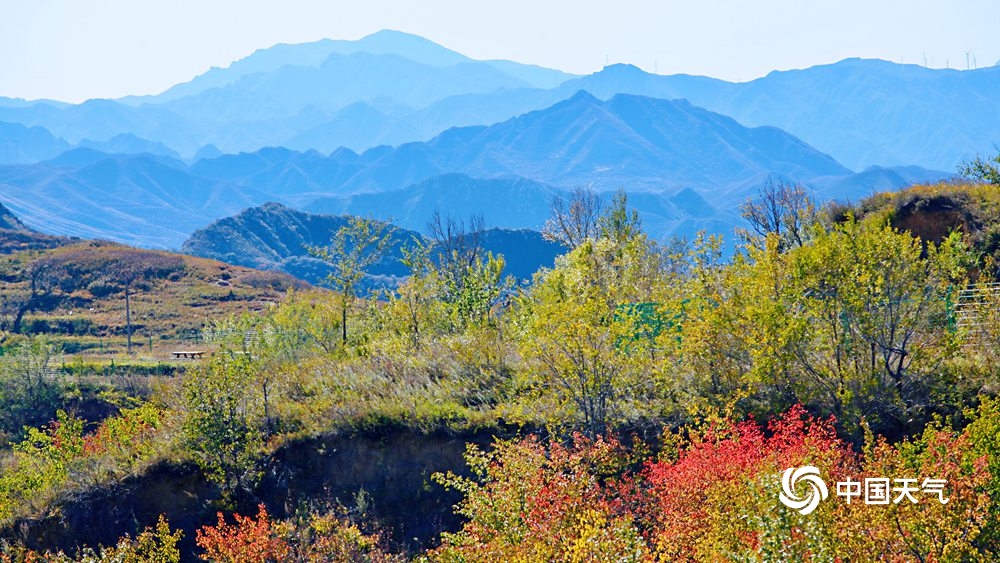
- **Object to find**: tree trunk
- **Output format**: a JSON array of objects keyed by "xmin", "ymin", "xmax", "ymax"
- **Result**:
[
  {"xmin": 12, "ymin": 304, "xmax": 27, "ymax": 334},
  {"xmin": 341, "ymin": 292, "xmax": 348, "ymax": 346},
  {"xmin": 125, "ymin": 285, "xmax": 133, "ymax": 354}
]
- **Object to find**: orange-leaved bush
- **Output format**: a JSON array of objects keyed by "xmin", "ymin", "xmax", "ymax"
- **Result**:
[
  {"xmin": 429, "ymin": 405, "xmax": 995, "ymax": 562},
  {"xmin": 195, "ymin": 504, "xmax": 400, "ymax": 563},
  {"xmin": 427, "ymin": 433, "xmax": 647, "ymax": 562}
]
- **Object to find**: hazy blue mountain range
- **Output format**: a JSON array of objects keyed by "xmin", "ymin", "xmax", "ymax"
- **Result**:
[
  {"xmin": 0, "ymin": 31, "xmax": 572, "ymax": 157},
  {"xmin": 0, "ymin": 31, "xmax": 995, "ymax": 171},
  {"xmin": 0, "ymin": 122, "xmax": 71, "ymax": 164},
  {"xmin": 270, "ymin": 91, "xmax": 851, "ymax": 193},
  {"xmin": 181, "ymin": 202, "xmax": 565, "ymax": 285},
  {"xmin": 0, "ymin": 121, "xmax": 183, "ymax": 165},
  {"xmin": 0, "ymin": 151, "xmax": 271, "ymax": 247},
  {"xmin": 0, "ymin": 91, "xmax": 950, "ymax": 250},
  {"xmin": 808, "ymin": 164, "xmax": 957, "ymax": 201},
  {"xmin": 311, "ymin": 58, "xmax": 1000, "ymax": 171},
  {"xmin": 119, "ymin": 29, "xmax": 573, "ymax": 105},
  {"xmin": 79, "ymin": 134, "xmax": 181, "ymax": 160},
  {"xmin": 558, "ymin": 60, "xmax": 1000, "ymax": 171}
]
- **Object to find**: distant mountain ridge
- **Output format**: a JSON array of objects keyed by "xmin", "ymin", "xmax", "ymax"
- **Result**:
[
  {"xmin": 0, "ymin": 31, "xmax": 575, "ymax": 157},
  {"xmin": 258, "ymin": 91, "xmax": 849, "ymax": 195},
  {"xmin": 0, "ymin": 31, "xmax": 996, "ymax": 173},
  {"xmin": 121, "ymin": 30, "xmax": 574, "ymax": 105},
  {"xmin": 0, "ymin": 91, "xmax": 951, "ymax": 249},
  {"xmin": 0, "ymin": 29, "xmax": 994, "ymax": 173},
  {"xmin": 561, "ymin": 60, "xmax": 1000, "ymax": 171},
  {"xmin": 0, "ymin": 121, "xmax": 70, "ymax": 164},
  {"xmin": 0, "ymin": 121, "xmax": 181, "ymax": 165}
]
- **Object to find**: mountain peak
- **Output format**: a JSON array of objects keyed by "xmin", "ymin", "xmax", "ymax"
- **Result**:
[
  {"xmin": 599, "ymin": 63, "xmax": 645, "ymax": 75},
  {"xmin": 359, "ymin": 29, "xmax": 435, "ymax": 42},
  {"xmin": 351, "ymin": 29, "xmax": 470, "ymax": 67},
  {"xmin": 564, "ymin": 90, "xmax": 601, "ymax": 104}
]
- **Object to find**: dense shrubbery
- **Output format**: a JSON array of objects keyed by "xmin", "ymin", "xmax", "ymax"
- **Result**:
[
  {"xmin": 6, "ymin": 403, "xmax": 999, "ymax": 560},
  {"xmin": 195, "ymin": 504, "xmax": 401, "ymax": 563},
  {"xmin": 1, "ymin": 515, "xmax": 182, "ymax": 563},
  {"xmin": 0, "ymin": 403, "xmax": 164, "ymax": 522},
  {"xmin": 429, "ymin": 403, "xmax": 997, "ymax": 561},
  {"xmin": 4, "ymin": 182, "xmax": 1000, "ymax": 560}
]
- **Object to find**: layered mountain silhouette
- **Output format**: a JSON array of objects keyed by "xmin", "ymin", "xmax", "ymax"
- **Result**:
[
  {"xmin": 182, "ymin": 202, "xmax": 565, "ymax": 285},
  {"xmin": 557, "ymin": 60, "xmax": 1000, "ymax": 171},
  {"xmin": 0, "ymin": 31, "xmax": 571, "ymax": 156},
  {"xmin": 188, "ymin": 91, "xmax": 844, "ymax": 200},
  {"xmin": 0, "ymin": 30, "xmax": 976, "ymax": 263},
  {"xmin": 121, "ymin": 29, "xmax": 572, "ymax": 105},
  {"xmin": 0, "ymin": 121, "xmax": 183, "ymax": 165},
  {"xmin": 0, "ymin": 90, "xmax": 919, "ymax": 249},
  {"xmin": 0, "ymin": 121, "xmax": 71, "ymax": 164},
  {"xmin": 0, "ymin": 151, "xmax": 270, "ymax": 247},
  {"xmin": 0, "ymin": 31, "xmax": 996, "ymax": 172}
]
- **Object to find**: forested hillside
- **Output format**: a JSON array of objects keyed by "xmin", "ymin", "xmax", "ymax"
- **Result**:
[{"xmin": 181, "ymin": 202, "xmax": 564, "ymax": 285}]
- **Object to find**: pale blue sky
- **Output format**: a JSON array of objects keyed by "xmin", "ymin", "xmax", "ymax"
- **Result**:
[{"xmin": 2, "ymin": 0, "xmax": 998, "ymax": 103}]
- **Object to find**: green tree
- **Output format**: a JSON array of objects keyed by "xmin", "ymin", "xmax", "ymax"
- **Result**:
[
  {"xmin": 181, "ymin": 354, "xmax": 264, "ymax": 497},
  {"xmin": 519, "ymin": 263, "xmax": 642, "ymax": 437},
  {"xmin": 445, "ymin": 251, "xmax": 510, "ymax": 328},
  {"xmin": 387, "ymin": 239, "xmax": 448, "ymax": 349},
  {"xmin": 732, "ymin": 219, "xmax": 972, "ymax": 432},
  {"xmin": 426, "ymin": 213, "xmax": 512, "ymax": 330},
  {"xmin": 517, "ymin": 193, "xmax": 667, "ymax": 436},
  {"xmin": 651, "ymin": 232, "xmax": 749, "ymax": 406},
  {"xmin": 598, "ymin": 189, "xmax": 641, "ymax": 247},
  {"xmin": 0, "ymin": 338, "xmax": 62, "ymax": 442},
  {"xmin": 959, "ymin": 151, "xmax": 1000, "ymax": 185},
  {"xmin": 307, "ymin": 216, "xmax": 395, "ymax": 347}
]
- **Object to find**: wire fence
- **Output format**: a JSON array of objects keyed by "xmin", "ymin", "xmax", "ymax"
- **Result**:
[{"xmin": 954, "ymin": 282, "xmax": 1000, "ymax": 334}]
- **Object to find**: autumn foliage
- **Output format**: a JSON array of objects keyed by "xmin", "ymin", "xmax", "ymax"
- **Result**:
[
  {"xmin": 428, "ymin": 434, "xmax": 647, "ymax": 561},
  {"xmin": 429, "ymin": 404, "xmax": 996, "ymax": 562},
  {"xmin": 195, "ymin": 504, "xmax": 400, "ymax": 563},
  {"xmin": 196, "ymin": 505, "xmax": 290, "ymax": 563}
]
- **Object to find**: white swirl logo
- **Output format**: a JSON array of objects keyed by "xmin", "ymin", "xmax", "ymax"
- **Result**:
[{"xmin": 780, "ymin": 466, "xmax": 828, "ymax": 515}]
